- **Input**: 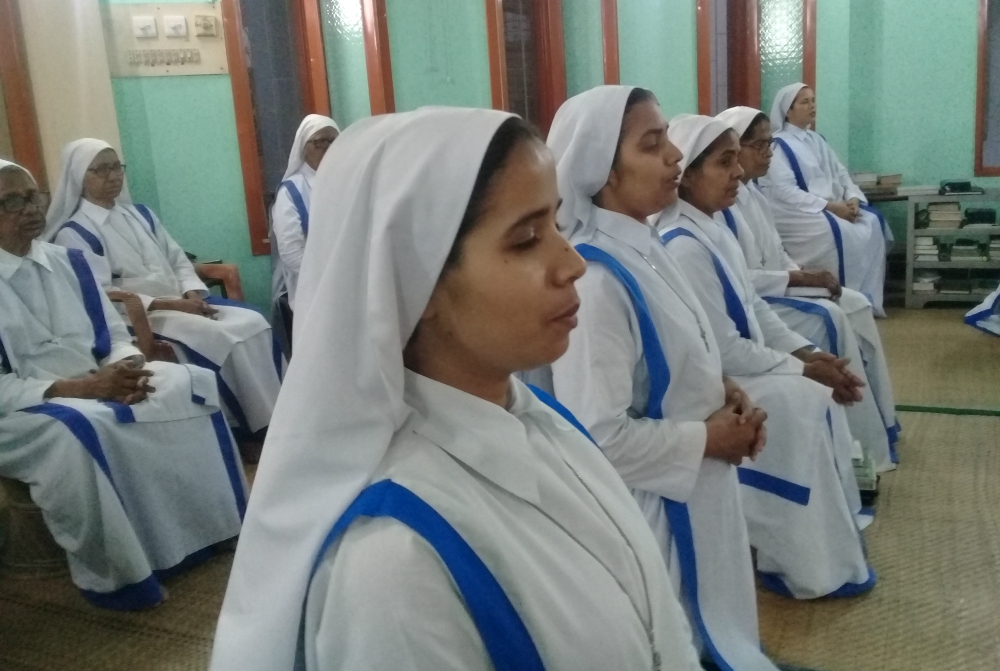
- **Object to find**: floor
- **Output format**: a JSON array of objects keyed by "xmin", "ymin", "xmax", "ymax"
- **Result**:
[{"xmin": 1, "ymin": 308, "xmax": 998, "ymax": 671}]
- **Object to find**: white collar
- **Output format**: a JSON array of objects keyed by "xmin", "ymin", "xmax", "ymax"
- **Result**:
[
  {"xmin": 300, "ymin": 163, "xmax": 317, "ymax": 185},
  {"xmin": 0, "ymin": 239, "xmax": 53, "ymax": 280},
  {"xmin": 76, "ymin": 198, "xmax": 116, "ymax": 226},
  {"xmin": 783, "ymin": 123, "xmax": 810, "ymax": 140},
  {"xmin": 677, "ymin": 199, "xmax": 724, "ymax": 236},
  {"xmin": 593, "ymin": 205, "xmax": 659, "ymax": 256}
]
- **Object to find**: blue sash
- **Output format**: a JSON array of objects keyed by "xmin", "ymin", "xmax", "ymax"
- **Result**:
[
  {"xmin": 660, "ymin": 228, "xmax": 753, "ymax": 341},
  {"xmin": 309, "ymin": 480, "xmax": 544, "ymax": 671},
  {"xmin": 772, "ymin": 137, "xmax": 846, "ymax": 285},
  {"xmin": 66, "ymin": 249, "xmax": 112, "ymax": 362},
  {"xmin": 59, "ymin": 221, "xmax": 105, "ymax": 256},
  {"xmin": 721, "ymin": 208, "xmax": 738, "ymax": 238},
  {"xmin": 281, "ymin": 181, "xmax": 310, "ymax": 236},
  {"xmin": 761, "ymin": 295, "xmax": 840, "ymax": 357},
  {"xmin": 133, "ymin": 203, "xmax": 156, "ymax": 235},
  {"xmin": 858, "ymin": 202, "xmax": 889, "ymax": 239}
]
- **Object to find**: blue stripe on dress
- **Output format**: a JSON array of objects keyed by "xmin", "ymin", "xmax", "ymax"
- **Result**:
[
  {"xmin": 59, "ymin": 222, "xmax": 105, "ymax": 256},
  {"xmin": 281, "ymin": 180, "xmax": 310, "ymax": 236},
  {"xmin": 66, "ymin": 248, "xmax": 112, "ymax": 361},
  {"xmin": 761, "ymin": 295, "xmax": 840, "ymax": 357}
]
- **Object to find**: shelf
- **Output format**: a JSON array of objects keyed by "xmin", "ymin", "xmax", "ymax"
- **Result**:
[
  {"xmin": 910, "ymin": 292, "xmax": 993, "ymax": 302},
  {"xmin": 912, "ymin": 261, "xmax": 1000, "ymax": 269},
  {"xmin": 914, "ymin": 228, "xmax": 1000, "ymax": 235},
  {"xmin": 908, "ymin": 189, "xmax": 1000, "ymax": 204}
]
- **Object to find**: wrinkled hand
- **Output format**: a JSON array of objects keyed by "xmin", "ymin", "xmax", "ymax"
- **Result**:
[
  {"xmin": 825, "ymin": 200, "xmax": 857, "ymax": 222},
  {"xmin": 705, "ymin": 393, "xmax": 768, "ymax": 466},
  {"xmin": 149, "ymin": 294, "xmax": 218, "ymax": 319},
  {"xmin": 789, "ymin": 269, "xmax": 842, "ymax": 299},
  {"xmin": 45, "ymin": 361, "xmax": 155, "ymax": 405},
  {"xmin": 801, "ymin": 351, "xmax": 865, "ymax": 405},
  {"xmin": 847, "ymin": 198, "xmax": 862, "ymax": 219}
]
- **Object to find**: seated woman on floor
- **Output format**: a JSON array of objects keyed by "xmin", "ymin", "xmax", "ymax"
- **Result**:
[
  {"xmin": 716, "ymin": 105, "xmax": 900, "ymax": 472},
  {"xmin": 758, "ymin": 83, "xmax": 890, "ymax": 316},
  {"xmin": 656, "ymin": 116, "xmax": 876, "ymax": 600},
  {"xmin": 46, "ymin": 139, "xmax": 280, "ymax": 454},
  {"xmin": 211, "ymin": 109, "xmax": 705, "ymax": 671},
  {"xmin": 0, "ymin": 159, "xmax": 246, "ymax": 610},
  {"xmin": 270, "ymin": 114, "xmax": 340, "ymax": 355}
]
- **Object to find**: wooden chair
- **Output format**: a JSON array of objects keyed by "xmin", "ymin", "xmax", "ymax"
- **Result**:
[
  {"xmin": 195, "ymin": 263, "xmax": 245, "ymax": 302},
  {"xmin": 107, "ymin": 290, "xmax": 177, "ymax": 362}
]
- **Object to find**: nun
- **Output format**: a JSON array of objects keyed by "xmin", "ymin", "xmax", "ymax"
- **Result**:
[
  {"xmin": 966, "ymin": 282, "xmax": 1000, "ymax": 335},
  {"xmin": 270, "ymin": 114, "xmax": 340, "ymax": 349},
  {"xmin": 0, "ymin": 159, "xmax": 246, "ymax": 609},
  {"xmin": 543, "ymin": 85, "xmax": 779, "ymax": 671},
  {"xmin": 210, "ymin": 108, "xmax": 704, "ymax": 671},
  {"xmin": 46, "ymin": 139, "xmax": 280, "ymax": 446},
  {"xmin": 657, "ymin": 115, "xmax": 876, "ymax": 600},
  {"xmin": 758, "ymin": 84, "xmax": 889, "ymax": 316},
  {"xmin": 716, "ymin": 105, "xmax": 900, "ymax": 471}
]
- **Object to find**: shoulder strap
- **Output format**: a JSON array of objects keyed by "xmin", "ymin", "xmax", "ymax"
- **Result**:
[
  {"xmin": 65, "ymin": 249, "xmax": 111, "ymax": 361},
  {"xmin": 660, "ymin": 228, "xmax": 752, "ymax": 340},
  {"xmin": 772, "ymin": 137, "xmax": 809, "ymax": 191},
  {"xmin": 721, "ymin": 208, "xmax": 738, "ymax": 239},
  {"xmin": 133, "ymin": 204, "xmax": 156, "ymax": 235},
  {"xmin": 762, "ymin": 295, "xmax": 840, "ymax": 357},
  {"xmin": 574, "ymin": 243, "xmax": 670, "ymax": 419},
  {"xmin": 59, "ymin": 221, "xmax": 105, "ymax": 256},
  {"xmin": 310, "ymin": 480, "xmax": 545, "ymax": 671},
  {"xmin": 281, "ymin": 180, "xmax": 310, "ymax": 236}
]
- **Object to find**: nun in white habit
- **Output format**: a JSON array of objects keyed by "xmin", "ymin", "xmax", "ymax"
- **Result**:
[
  {"xmin": 210, "ymin": 108, "xmax": 703, "ymax": 671},
  {"xmin": 542, "ymin": 85, "xmax": 777, "ymax": 671},
  {"xmin": 966, "ymin": 282, "xmax": 1000, "ymax": 336},
  {"xmin": 46, "ymin": 139, "xmax": 280, "ymax": 440},
  {"xmin": 270, "ymin": 114, "xmax": 340, "ymax": 317},
  {"xmin": 657, "ymin": 115, "xmax": 875, "ymax": 600},
  {"xmin": 716, "ymin": 105, "xmax": 899, "ymax": 471},
  {"xmin": 758, "ymin": 83, "xmax": 889, "ymax": 316},
  {"xmin": 0, "ymin": 160, "xmax": 246, "ymax": 609}
]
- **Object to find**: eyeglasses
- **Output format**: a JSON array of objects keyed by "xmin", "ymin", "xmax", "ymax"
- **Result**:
[
  {"xmin": 0, "ymin": 191, "xmax": 50, "ymax": 214},
  {"xmin": 308, "ymin": 138, "xmax": 335, "ymax": 150},
  {"xmin": 740, "ymin": 138, "xmax": 775, "ymax": 154},
  {"xmin": 87, "ymin": 162, "xmax": 126, "ymax": 178}
]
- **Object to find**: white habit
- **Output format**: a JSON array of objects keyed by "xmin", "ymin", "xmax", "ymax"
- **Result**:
[
  {"xmin": 966, "ymin": 283, "xmax": 1000, "ymax": 336},
  {"xmin": 0, "ymin": 239, "xmax": 246, "ymax": 608}
]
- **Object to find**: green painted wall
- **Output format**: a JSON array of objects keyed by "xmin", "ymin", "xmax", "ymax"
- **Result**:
[
  {"xmin": 384, "ymin": 0, "xmax": 492, "ymax": 111},
  {"xmin": 815, "ymin": 0, "xmax": 850, "ymax": 158},
  {"xmin": 562, "ymin": 0, "xmax": 604, "ymax": 97},
  {"xmin": 319, "ymin": 0, "xmax": 371, "ymax": 125},
  {"xmin": 112, "ymin": 77, "xmax": 270, "ymax": 310},
  {"xmin": 617, "ymin": 0, "xmax": 698, "ymax": 118}
]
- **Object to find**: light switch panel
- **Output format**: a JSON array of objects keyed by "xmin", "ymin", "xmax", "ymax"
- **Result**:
[
  {"xmin": 163, "ymin": 15, "xmax": 187, "ymax": 38},
  {"xmin": 132, "ymin": 15, "xmax": 157, "ymax": 38},
  {"xmin": 193, "ymin": 15, "xmax": 217, "ymax": 37}
]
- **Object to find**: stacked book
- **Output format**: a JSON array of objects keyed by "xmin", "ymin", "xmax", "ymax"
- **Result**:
[
  {"xmin": 912, "ymin": 270, "xmax": 940, "ymax": 293},
  {"xmin": 950, "ymin": 240, "xmax": 987, "ymax": 262},
  {"xmin": 914, "ymin": 235, "xmax": 940, "ymax": 262},
  {"xmin": 897, "ymin": 184, "xmax": 940, "ymax": 196},
  {"xmin": 991, "ymin": 239, "xmax": 1000, "ymax": 260},
  {"xmin": 926, "ymin": 202, "xmax": 963, "ymax": 229},
  {"xmin": 851, "ymin": 172, "xmax": 878, "ymax": 189}
]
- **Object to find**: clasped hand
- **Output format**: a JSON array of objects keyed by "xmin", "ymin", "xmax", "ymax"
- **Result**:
[
  {"xmin": 148, "ymin": 291, "xmax": 218, "ymax": 319},
  {"xmin": 797, "ymin": 349, "xmax": 865, "ymax": 405},
  {"xmin": 704, "ymin": 379, "xmax": 768, "ymax": 466}
]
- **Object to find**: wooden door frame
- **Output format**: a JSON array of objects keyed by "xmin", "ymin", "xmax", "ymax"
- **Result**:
[
  {"xmin": 0, "ymin": 0, "xmax": 45, "ymax": 188},
  {"xmin": 361, "ymin": 0, "xmax": 395, "ymax": 114},
  {"xmin": 975, "ymin": 0, "xmax": 1000, "ymax": 175},
  {"xmin": 221, "ymin": 0, "xmax": 269, "ymax": 255},
  {"xmin": 601, "ymin": 0, "xmax": 619, "ymax": 85},
  {"xmin": 290, "ymin": 0, "xmax": 332, "ymax": 116},
  {"xmin": 485, "ymin": 0, "xmax": 510, "ymax": 110},
  {"xmin": 727, "ymin": 0, "xmax": 761, "ymax": 110},
  {"xmin": 802, "ymin": 0, "xmax": 816, "ymax": 90},
  {"xmin": 533, "ymin": 0, "xmax": 568, "ymax": 133},
  {"xmin": 696, "ymin": 0, "xmax": 712, "ymax": 114}
]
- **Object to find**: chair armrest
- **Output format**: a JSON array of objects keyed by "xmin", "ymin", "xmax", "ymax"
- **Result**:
[
  {"xmin": 195, "ymin": 263, "xmax": 245, "ymax": 302},
  {"xmin": 106, "ymin": 290, "xmax": 177, "ymax": 363}
]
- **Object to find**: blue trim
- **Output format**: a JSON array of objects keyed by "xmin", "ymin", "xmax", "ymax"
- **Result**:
[
  {"xmin": 762, "ymin": 296, "xmax": 839, "ymax": 357},
  {"xmin": 858, "ymin": 349, "xmax": 899, "ymax": 463},
  {"xmin": 773, "ymin": 138, "xmax": 808, "ymax": 191},
  {"xmin": 660, "ymin": 228, "xmax": 752, "ymax": 341},
  {"xmin": 574, "ymin": 244, "xmax": 670, "ymax": 417},
  {"xmin": 22, "ymin": 403, "xmax": 119, "ymax": 493},
  {"xmin": 80, "ymin": 574, "xmax": 164, "ymax": 611},
  {"xmin": 310, "ymin": 480, "xmax": 545, "ymax": 671},
  {"xmin": 272, "ymin": 332, "xmax": 284, "ymax": 382},
  {"xmin": 59, "ymin": 222, "xmax": 105, "ymax": 256},
  {"xmin": 859, "ymin": 506, "xmax": 875, "ymax": 517},
  {"xmin": 102, "ymin": 401, "xmax": 136, "ymax": 424},
  {"xmin": 204, "ymin": 295, "xmax": 263, "ymax": 314},
  {"xmin": 153, "ymin": 544, "xmax": 220, "ymax": 581},
  {"xmin": 527, "ymin": 384, "xmax": 596, "ymax": 444},
  {"xmin": 281, "ymin": 180, "xmax": 310, "ymax": 236},
  {"xmin": 66, "ymin": 248, "xmax": 112, "ymax": 362},
  {"xmin": 736, "ymin": 468, "xmax": 811, "ymax": 505},
  {"xmin": 133, "ymin": 204, "xmax": 156, "ymax": 236},
  {"xmin": 965, "ymin": 291, "xmax": 1000, "ymax": 336},
  {"xmin": 859, "ymin": 203, "xmax": 889, "ymax": 238},
  {"xmin": 758, "ymin": 566, "xmax": 876, "ymax": 599},
  {"xmin": 211, "ymin": 411, "xmax": 247, "ymax": 519},
  {"xmin": 0, "ymin": 334, "xmax": 9, "ymax": 372},
  {"xmin": 721, "ymin": 208, "xmax": 738, "ymax": 238},
  {"xmin": 192, "ymin": 394, "xmax": 206, "ymax": 405},
  {"xmin": 821, "ymin": 210, "xmax": 847, "ymax": 286}
]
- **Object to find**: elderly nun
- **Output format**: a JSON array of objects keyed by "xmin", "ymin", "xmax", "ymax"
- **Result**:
[
  {"xmin": 541, "ymin": 86, "xmax": 779, "ymax": 671},
  {"xmin": 758, "ymin": 83, "xmax": 890, "ymax": 316},
  {"xmin": 210, "ymin": 108, "xmax": 704, "ymax": 671},
  {"xmin": 270, "ymin": 114, "xmax": 340, "ymax": 345},
  {"xmin": 0, "ymin": 159, "xmax": 246, "ymax": 609},
  {"xmin": 656, "ymin": 115, "xmax": 876, "ymax": 600},
  {"xmin": 46, "ymin": 139, "xmax": 280, "ymax": 448},
  {"xmin": 716, "ymin": 105, "xmax": 900, "ymax": 471}
]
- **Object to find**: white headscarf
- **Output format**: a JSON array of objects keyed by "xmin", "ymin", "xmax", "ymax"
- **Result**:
[
  {"xmin": 0, "ymin": 158, "xmax": 22, "ymax": 174},
  {"xmin": 668, "ymin": 114, "xmax": 733, "ymax": 174},
  {"xmin": 45, "ymin": 138, "xmax": 131, "ymax": 238},
  {"xmin": 769, "ymin": 82, "xmax": 809, "ymax": 133},
  {"xmin": 210, "ymin": 107, "xmax": 514, "ymax": 671},
  {"xmin": 547, "ymin": 85, "xmax": 634, "ymax": 242},
  {"xmin": 282, "ymin": 113, "xmax": 340, "ymax": 181},
  {"xmin": 716, "ymin": 106, "xmax": 767, "ymax": 138}
]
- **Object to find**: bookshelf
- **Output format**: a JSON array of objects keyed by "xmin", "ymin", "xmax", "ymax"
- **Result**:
[{"xmin": 905, "ymin": 190, "xmax": 1000, "ymax": 308}]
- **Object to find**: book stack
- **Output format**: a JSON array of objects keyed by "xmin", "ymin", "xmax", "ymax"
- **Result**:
[
  {"xmin": 914, "ymin": 236, "xmax": 939, "ymax": 262},
  {"xmin": 950, "ymin": 240, "xmax": 987, "ymax": 262},
  {"xmin": 912, "ymin": 270, "xmax": 940, "ymax": 293},
  {"xmin": 990, "ymin": 239, "xmax": 1000, "ymax": 260},
  {"xmin": 878, "ymin": 174, "xmax": 902, "ymax": 187},
  {"xmin": 897, "ymin": 184, "xmax": 940, "ymax": 196},
  {"xmin": 926, "ymin": 202, "xmax": 963, "ymax": 229},
  {"xmin": 851, "ymin": 172, "xmax": 878, "ymax": 189}
]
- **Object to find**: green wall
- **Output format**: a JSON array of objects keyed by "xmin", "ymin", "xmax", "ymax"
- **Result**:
[
  {"xmin": 112, "ymin": 77, "xmax": 270, "ymax": 310},
  {"xmin": 384, "ymin": 0, "xmax": 492, "ymax": 111},
  {"xmin": 815, "ymin": 0, "xmax": 850, "ymax": 158},
  {"xmin": 562, "ymin": 0, "xmax": 604, "ymax": 97},
  {"xmin": 319, "ymin": 0, "xmax": 371, "ymax": 125},
  {"xmin": 617, "ymin": 0, "xmax": 698, "ymax": 118}
]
